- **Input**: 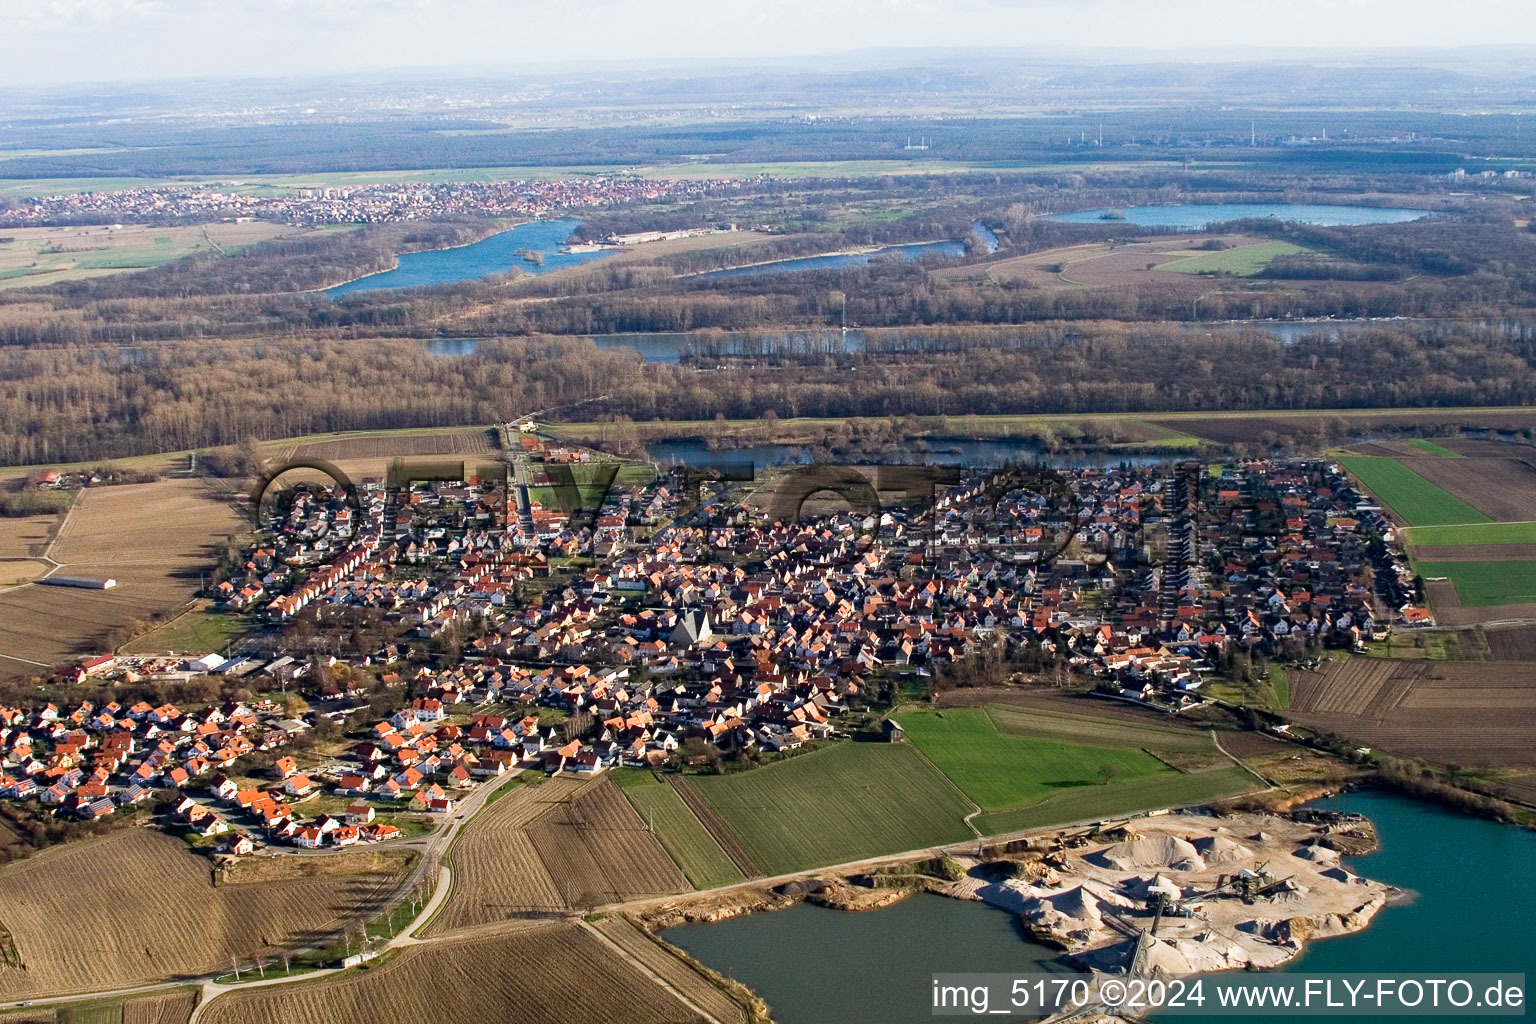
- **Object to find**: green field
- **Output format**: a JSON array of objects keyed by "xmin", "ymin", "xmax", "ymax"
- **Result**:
[
  {"xmin": 1419, "ymin": 560, "xmax": 1536, "ymax": 606},
  {"xmin": 614, "ymin": 771, "xmax": 745, "ymax": 889},
  {"xmin": 1405, "ymin": 439, "xmax": 1462, "ymax": 458},
  {"xmin": 1337, "ymin": 456, "xmax": 1490, "ymax": 527},
  {"xmin": 1160, "ymin": 241, "xmax": 1308, "ymax": 277},
  {"xmin": 975, "ymin": 767, "xmax": 1260, "ymax": 835},
  {"xmin": 1404, "ymin": 521, "xmax": 1536, "ymax": 546},
  {"xmin": 118, "ymin": 602, "xmax": 246, "ymax": 655},
  {"xmin": 899, "ymin": 708, "xmax": 1175, "ymax": 813},
  {"xmin": 690, "ymin": 742, "xmax": 973, "ymax": 875},
  {"xmin": 983, "ymin": 704, "xmax": 1216, "ymax": 752}
]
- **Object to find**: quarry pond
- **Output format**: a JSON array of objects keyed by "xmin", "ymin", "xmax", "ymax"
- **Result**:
[
  {"xmin": 662, "ymin": 792, "xmax": 1535, "ymax": 1024},
  {"xmin": 1045, "ymin": 203, "xmax": 1434, "ymax": 230}
]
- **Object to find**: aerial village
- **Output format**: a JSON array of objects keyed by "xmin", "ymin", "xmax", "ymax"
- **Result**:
[{"xmin": 0, "ymin": 438, "xmax": 1422, "ymax": 856}]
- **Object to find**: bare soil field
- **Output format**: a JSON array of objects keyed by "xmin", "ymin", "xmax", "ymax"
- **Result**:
[
  {"xmin": 265, "ymin": 428, "xmax": 496, "ymax": 466},
  {"xmin": 591, "ymin": 916, "xmax": 751, "ymax": 1024},
  {"xmin": 1438, "ymin": 439, "xmax": 1536, "ymax": 458},
  {"xmin": 1286, "ymin": 658, "xmax": 1536, "ymax": 767},
  {"xmin": 1403, "ymin": 457, "xmax": 1536, "ymax": 522},
  {"xmin": 1404, "ymin": 543, "xmax": 1536, "ymax": 561},
  {"xmin": 0, "ymin": 479, "xmax": 244, "ymax": 674},
  {"xmin": 122, "ymin": 991, "xmax": 198, "ymax": 1024},
  {"xmin": 423, "ymin": 777, "xmax": 586, "ymax": 936},
  {"xmin": 199, "ymin": 923, "xmax": 710, "ymax": 1024},
  {"xmin": 0, "ymin": 828, "xmax": 406, "ymax": 1000},
  {"xmin": 0, "ymin": 513, "xmax": 61, "ymax": 560},
  {"xmin": 524, "ymin": 778, "xmax": 689, "ymax": 908},
  {"xmin": 1155, "ymin": 411, "xmax": 1536, "ymax": 445},
  {"xmin": 1484, "ymin": 624, "xmax": 1536, "ymax": 660}
]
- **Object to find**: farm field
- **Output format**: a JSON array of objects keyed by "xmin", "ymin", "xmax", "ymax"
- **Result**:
[
  {"xmin": 895, "ymin": 707, "xmax": 1172, "ymax": 812},
  {"xmin": 523, "ymin": 777, "xmax": 689, "ymax": 907},
  {"xmin": 0, "ymin": 478, "xmax": 245, "ymax": 674},
  {"xmin": 1418, "ymin": 560, "xmax": 1536, "ymax": 606},
  {"xmin": 613, "ymin": 772, "xmax": 746, "ymax": 890},
  {"xmin": 590, "ymin": 916, "xmax": 751, "ymax": 1024},
  {"xmin": 118, "ymin": 600, "xmax": 247, "ymax": 655},
  {"xmin": 1336, "ymin": 456, "xmax": 1489, "ymax": 526},
  {"xmin": 0, "ymin": 222, "xmax": 312, "ymax": 290},
  {"xmin": 960, "ymin": 233, "xmax": 1271, "ymax": 289},
  {"xmin": 974, "ymin": 767, "xmax": 1260, "ymax": 835},
  {"xmin": 1404, "ymin": 439, "xmax": 1461, "ymax": 457},
  {"xmin": 1158, "ymin": 240, "xmax": 1309, "ymax": 276},
  {"xmin": 263, "ymin": 426, "xmax": 497, "ymax": 467},
  {"xmin": 1401, "ymin": 455, "xmax": 1536, "ymax": 523},
  {"xmin": 689, "ymin": 742, "xmax": 973, "ymax": 876},
  {"xmin": 1287, "ymin": 657, "xmax": 1536, "ymax": 766},
  {"xmin": 121, "ymin": 991, "xmax": 198, "ymax": 1024},
  {"xmin": 198, "ymin": 923, "xmax": 712, "ymax": 1024},
  {"xmin": 1404, "ymin": 521, "xmax": 1536, "ymax": 546},
  {"xmin": 1485, "ymin": 625, "xmax": 1536, "ymax": 661},
  {"xmin": 0, "ymin": 828, "xmax": 406, "ymax": 1001},
  {"xmin": 423, "ymin": 777, "xmax": 582, "ymax": 935}
]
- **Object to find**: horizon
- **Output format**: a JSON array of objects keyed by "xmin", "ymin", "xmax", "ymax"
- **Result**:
[{"xmin": 5, "ymin": 0, "xmax": 1536, "ymax": 88}]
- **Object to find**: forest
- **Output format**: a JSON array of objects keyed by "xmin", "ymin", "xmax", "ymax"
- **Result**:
[
  {"xmin": 0, "ymin": 163, "xmax": 1534, "ymax": 466},
  {"xmin": 3, "ymin": 322, "xmax": 1535, "ymax": 466}
]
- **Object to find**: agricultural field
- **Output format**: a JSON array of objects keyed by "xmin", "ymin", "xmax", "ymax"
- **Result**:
[
  {"xmin": 1404, "ymin": 439, "xmax": 1461, "ymax": 457},
  {"xmin": 1336, "ymin": 456, "xmax": 1488, "ymax": 527},
  {"xmin": 1404, "ymin": 522, "xmax": 1536, "ymax": 546},
  {"xmin": 961, "ymin": 233, "xmax": 1274, "ymax": 290},
  {"xmin": 523, "ymin": 777, "xmax": 689, "ymax": 907},
  {"xmin": 198, "ymin": 923, "xmax": 715, "ymax": 1024},
  {"xmin": 1152, "ymin": 408, "xmax": 1536, "ymax": 446},
  {"xmin": 1484, "ymin": 625, "xmax": 1536, "ymax": 661},
  {"xmin": 1158, "ymin": 240, "xmax": 1310, "ymax": 276},
  {"xmin": 1418, "ymin": 560, "xmax": 1536, "ymax": 606},
  {"xmin": 0, "ymin": 222, "xmax": 310, "ymax": 290},
  {"xmin": 0, "ymin": 478, "xmax": 246, "ymax": 674},
  {"xmin": 1401, "ymin": 454, "xmax": 1536, "ymax": 523},
  {"xmin": 121, "ymin": 992, "xmax": 198, "ymax": 1024},
  {"xmin": 613, "ymin": 772, "xmax": 746, "ymax": 890},
  {"xmin": 974, "ymin": 767, "xmax": 1260, "ymax": 835},
  {"xmin": 118, "ymin": 600, "xmax": 247, "ymax": 655},
  {"xmin": 689, "ymin": 742, "xmax": 973, "ymax": 875},
  {"xmin": 1287, "ymin": 657, "xmax": 1536, "ymax": 767},
  {"xmin": 895, "ymin": 707, "xmax": 1173, "ymax": 812},
  {"xmin": 589, "ymin": 916, "xmax": 751, "ymax": 1024},
  {"xmin": 260, "ymin": 426, "xmax": 502, "ymax": 491},
  {"xmin": 423, "ymin": 777, "xmax": 581, "ymax": 935},
  {"xmin": 0, "ymin": 828, "xmax": 406, "ymax": 1001}
]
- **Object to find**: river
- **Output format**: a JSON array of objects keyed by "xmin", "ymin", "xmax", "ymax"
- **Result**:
[
  {"xmin": 663, "ymin": 792, "xmax": 1535, "ymax": 1024},
  {"xmin": 1045, "ymin": 204, "xmax": 1435, "ymax": 230}
]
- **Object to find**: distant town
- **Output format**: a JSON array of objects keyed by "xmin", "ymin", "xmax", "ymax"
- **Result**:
[{"xmin": 0, "ymin": 175, "xmax": 747, "ymax": 227}]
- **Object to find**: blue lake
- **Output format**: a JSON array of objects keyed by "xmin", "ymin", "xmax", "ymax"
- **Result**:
[
  {"xmin": 1046, "ymin": 204, "xmax": 1434, "ymax": 230},
  {"xmin": 665, "ymin": 792, "xmax": 1534, "ymax": 1024},
  {"xmin": 326, "ymin": 219, "xmax": 611, "ymax": 296}
]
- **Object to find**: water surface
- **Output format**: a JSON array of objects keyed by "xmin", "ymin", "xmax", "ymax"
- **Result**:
[
  {"xmin": 1046, "ymin": 204, "xmax": 1433, "ymax": 230},
  {"xmin": 664, "ymin": 893, "xmax": 1064, "ymax": 1024},
  {"xmin": 327, "ymin": 219, "xmax": 610, "ymax": 296}
]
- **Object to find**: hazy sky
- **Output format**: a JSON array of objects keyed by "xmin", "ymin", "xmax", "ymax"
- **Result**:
[{"xmin": 4, "ymin": 0, "xmax": 1536, "ymax": 85}]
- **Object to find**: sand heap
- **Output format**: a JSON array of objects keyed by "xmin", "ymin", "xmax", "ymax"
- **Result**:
[
  {"xmin": 1005, "ymin": 881, "xmax": 1139, "ymax": 949},
  {"xmin": 1090, "ymin": 834, "xmax": 1206, "ymax": 873},
  {"xmin": 1293, "ymin": 843, "xmax": 1341, "ymax": 863},
  {"xmin": 1192, "ymin": 835, "xmax": 1253, "ymax": 867}
]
